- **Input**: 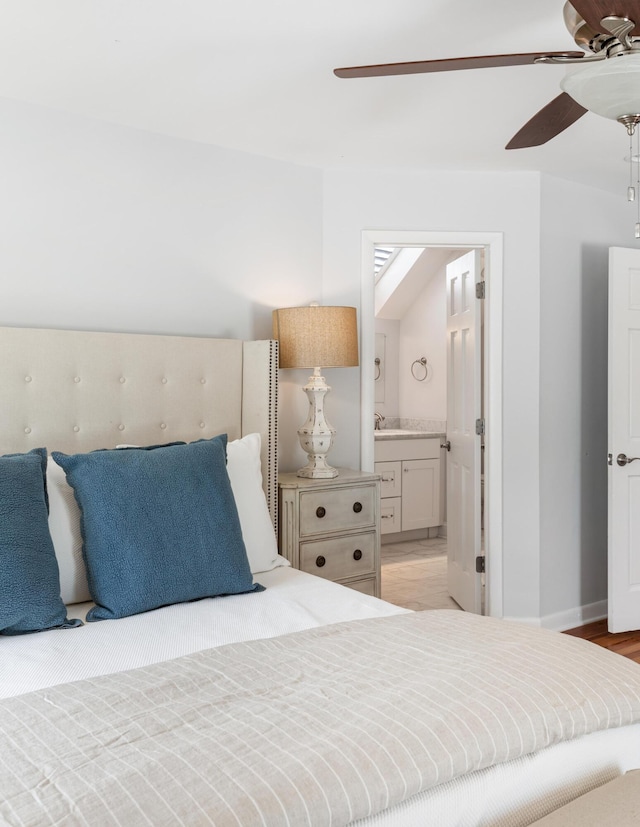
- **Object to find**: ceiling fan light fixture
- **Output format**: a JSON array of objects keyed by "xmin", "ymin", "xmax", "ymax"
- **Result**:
[{"xmin": 560, "ymin": 53, "xmax": 640, "ymax": 121}]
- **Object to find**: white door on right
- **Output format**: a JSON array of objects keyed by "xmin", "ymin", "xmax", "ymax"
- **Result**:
[
  {"xmin": 608, "ymin": 247, "xmax": 640, "ymax": 632},
  {"xmin": 446, "ymin": 249, "xmax": 482, "ymax": 614}
]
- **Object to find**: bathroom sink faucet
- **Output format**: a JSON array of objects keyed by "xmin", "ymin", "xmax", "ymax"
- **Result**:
[{"xmin": 374, "ymin": 412, "xmax": 385, "ymax": 430}]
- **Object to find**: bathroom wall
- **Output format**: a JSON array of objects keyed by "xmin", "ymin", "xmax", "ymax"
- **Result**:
[
  {"xmin": 397, "ymin": 259, "xmax": 447, "ymax": 425},
  {"xmin": 374, "ymin": 249, "xmax": 451, "ymax": 429}
]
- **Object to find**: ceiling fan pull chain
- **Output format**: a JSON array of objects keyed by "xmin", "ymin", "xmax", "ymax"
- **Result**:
[
  {"xmin": 635, "ymin": 127, "xmax": 640, "ymax": 239},
  {"xmin": 629, "ymin": 128, "xmax": 635, "ymax": 203}
]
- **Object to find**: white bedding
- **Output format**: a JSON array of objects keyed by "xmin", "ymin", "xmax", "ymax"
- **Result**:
[
  {"xmin": 5, "ymin": 608, "xmax": 640, "ymax": 827},
  {"xmin": 3, "ymin": 566, "xmax": 640, "ymax": 827},
  {"xmin": 0, "ymin": 565, "xmax": 407, "ymax": 699}
]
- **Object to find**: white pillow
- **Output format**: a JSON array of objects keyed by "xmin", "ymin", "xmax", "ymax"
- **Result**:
[
  {"xmin": 48, "ymin": 434, "xmax": 286, "ymax": 604},
  {"xmin": 47, "ymin": 457, "xmax": 91, "ymax": 605},
  {"xmin": 225, "ymin": 433, "xmax": 287, "ymax": 575}
]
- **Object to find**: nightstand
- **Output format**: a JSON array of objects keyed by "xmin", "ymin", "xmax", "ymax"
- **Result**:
[{"xmin": 278, "ymin": 469, "xmax": 381, "ymax": 597}]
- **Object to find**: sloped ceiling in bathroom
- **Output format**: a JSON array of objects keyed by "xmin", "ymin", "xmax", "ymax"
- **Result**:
[{"xmin": 376, "ymin": 248, "xmax": 461, "ymax": 319}]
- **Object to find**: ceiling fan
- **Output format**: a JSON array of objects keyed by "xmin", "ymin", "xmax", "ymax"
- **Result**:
[{"xmin": 334, "ymin": 1, "xmax": 640, "ymax": 149}]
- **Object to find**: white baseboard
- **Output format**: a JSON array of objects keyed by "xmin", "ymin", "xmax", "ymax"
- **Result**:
[
  {"xmin": 541, "ymin": 600, "xmax": 608, "ymax": 632},
  {"xmin": 502, "ymin": 600, "xmax": 608, "ymax": 632},
  {"xmin": 381, "ymin": 526, "xmax": 442, "ymax": 545}
]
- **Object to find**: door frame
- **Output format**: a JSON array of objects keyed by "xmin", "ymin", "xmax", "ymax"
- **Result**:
[{"xmin": 360, "ymin": 229, "xmax": 504, "ymax": 618}]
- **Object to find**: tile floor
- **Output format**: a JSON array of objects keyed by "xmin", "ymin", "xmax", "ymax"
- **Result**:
[{"xmin": 381, "ymin": 537, "xmax": 462, "ymax": 612}]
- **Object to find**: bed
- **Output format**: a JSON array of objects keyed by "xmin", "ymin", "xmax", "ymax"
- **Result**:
[{"xmin": 2, "ymin": 325, "xmax": 640, "ymax": 827}]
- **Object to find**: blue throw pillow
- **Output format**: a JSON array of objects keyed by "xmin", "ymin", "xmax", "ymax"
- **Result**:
[
  {"xmin": 0, "ymin": 448, "xmax": 82, "ymax": 635},
  {"xmin": 53, "ymin": 435, "xmax": 262, "ymax": 621}
]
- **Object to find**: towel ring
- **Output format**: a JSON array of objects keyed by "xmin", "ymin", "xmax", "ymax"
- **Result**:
[
  {"xmin": 411, "ymin": 357, "xmax": 429, "ymax": 382},
  {"xmin": 374, "ymin": 357, "xmax": 381, "ymax": 380}
]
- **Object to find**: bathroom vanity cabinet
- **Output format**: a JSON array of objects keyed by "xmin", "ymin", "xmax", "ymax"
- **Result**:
[{"xmin": 374, "ymin": 435, "xmax": 441, "ymax": 537}]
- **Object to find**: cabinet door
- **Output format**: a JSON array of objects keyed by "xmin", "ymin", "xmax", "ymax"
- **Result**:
[{"xmin": 401, "ymin": 459, "xmax": 440, "ymax": 531}]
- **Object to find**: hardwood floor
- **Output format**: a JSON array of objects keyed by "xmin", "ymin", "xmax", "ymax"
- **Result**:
[{"xmin": 564, "ymin": 619, "xmax": 640, "ymax": 665}]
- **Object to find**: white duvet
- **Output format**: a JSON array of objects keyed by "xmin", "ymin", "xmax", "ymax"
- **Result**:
[{"xmin": 3, "ymin": 566, "xmax": 640, "ymax": 827}]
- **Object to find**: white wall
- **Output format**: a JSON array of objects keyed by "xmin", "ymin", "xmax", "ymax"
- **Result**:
[
  {"xmin": 538, "ymin": 174, "xmax": 640, "ymax": 625},
  {"xmin": 0, "ymin": 97, "xmax": 323, "ymax": 472},
  {"xmin": 323, "ymin": 166, "xmax": 640, "ymax": 624},
  {"xmin": 4, "ymin": 94, "xmax": 636, "ymax": 624},
  {"xmin": 322, "ymin": 168, "xmax": 542, "ymax": 619},
  {"xmin": 398, "ymin": 262, "xmax": 447, "ymax": 422}
]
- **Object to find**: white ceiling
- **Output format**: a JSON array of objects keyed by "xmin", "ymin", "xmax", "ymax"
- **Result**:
[{"xmin": 0, "ymin": 0, "xmax": 634, "ymax": 194}]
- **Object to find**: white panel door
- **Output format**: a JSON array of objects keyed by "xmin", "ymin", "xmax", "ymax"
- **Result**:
[
  {"xmin": 446, "ymin": 250, "xmax": 482, "ymax": 613},
  {"xmin": 608, "ymin": 247, "xmax": 640, "ymax": 632}
]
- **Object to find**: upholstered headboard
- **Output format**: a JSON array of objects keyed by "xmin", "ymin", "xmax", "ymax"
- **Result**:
[{"xmin": 0, "ymin": 327, "xmax": 279, "ymax": 529}]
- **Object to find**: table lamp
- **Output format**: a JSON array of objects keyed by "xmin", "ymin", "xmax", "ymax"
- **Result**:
[{"xmin": 273, "ymin": 304, "xmax": 359, "ymax": 478}]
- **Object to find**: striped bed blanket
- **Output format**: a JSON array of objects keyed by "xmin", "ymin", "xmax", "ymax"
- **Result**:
[{"xmin": 2, "ymin": 610, "xmax": 640, "ymax": 826}]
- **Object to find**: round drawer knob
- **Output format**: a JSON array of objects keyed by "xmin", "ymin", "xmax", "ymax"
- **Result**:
[
  {"xmin": 353, "ymin": 549, "xmax": 362, "ymax": 561},
  {"xmin": 316, "ymin": 506, "xmax": 326, "ymax": 518},
  {"xmin": 353, "ymin": 502, "xmax": 363, "ymax": 513},
  {"xmin": 315, "ymin": 555, "xmax": 326, "ymax": 568}
]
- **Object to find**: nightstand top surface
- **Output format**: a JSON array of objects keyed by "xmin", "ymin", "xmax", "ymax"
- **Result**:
[{"xmin": 278, "ymin": 468, "xmax": 380, "ymax": 489}]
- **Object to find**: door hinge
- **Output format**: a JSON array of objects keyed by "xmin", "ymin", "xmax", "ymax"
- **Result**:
[
  {"xmin": 475, "ymin": 418, "xmax": 485, "ymax": 436},
  {"xmin": 476, "ymin": 555, "xmax": 485, "ymax": 574},
  {"xmin": 475, "ymin": 280, "xmax": 485, "ymax": 300}
]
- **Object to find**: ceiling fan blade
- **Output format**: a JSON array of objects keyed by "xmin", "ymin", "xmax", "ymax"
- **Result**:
[
  {"xmin": 334, "ymin": 51, "xmax": 584, "ymax": 79},
  {"xmin": 505, "ymin": 93, "xmax": 588, "ymax": 149},
  {"xmin": 568, "ymin": 1, "xmax": 640, "ymax": 35}
]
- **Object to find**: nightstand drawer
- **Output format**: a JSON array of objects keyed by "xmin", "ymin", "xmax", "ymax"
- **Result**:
[
  {"xmin": 299, "ymin": 532, "xmax": 376, "ymax": 581},
  {"xmin": 299, "ymin": 485, "xmax": 376, "ymax": 537}
]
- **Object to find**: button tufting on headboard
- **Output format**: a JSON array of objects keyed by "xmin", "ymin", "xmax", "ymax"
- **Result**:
[{"xmin": 0, "ymin": 326, "xmax": 279, "ymax": 532}]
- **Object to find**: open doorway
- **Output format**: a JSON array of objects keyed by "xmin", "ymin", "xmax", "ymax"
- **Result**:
[
  {"xmin": 373, "ymin": 246, "xmax": 484, "ymax": 612},
  {"xmin": 360, "ymin": 230, "xmax": 503, "ymax": 618}
]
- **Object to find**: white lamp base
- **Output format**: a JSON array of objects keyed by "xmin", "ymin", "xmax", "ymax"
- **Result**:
[{"xmin": 296, "ymin": 367, "xmax": 338, "ymax": 478}]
